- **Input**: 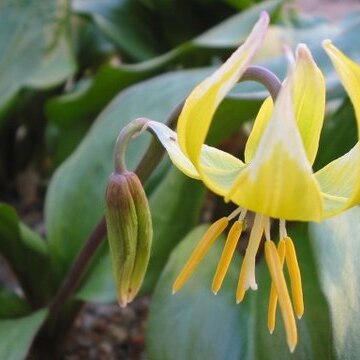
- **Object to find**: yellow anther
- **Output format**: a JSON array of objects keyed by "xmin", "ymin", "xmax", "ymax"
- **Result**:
[
  {"xmin": 265, "ymin": 240, "xmax": 297, "ymax": 352},
  {"xmin": 236, "ymin": 214, "xmax": 265, "ymax": 303},
  {"xmin": 172, "ymin": 217, "xmax": 228, "ymax": 294},
  {"xmin": 212, "ymin": 221, "xmax": 243, "ymax": 294},
  {"xmin": 268, "ymin": 239, "xmax": 286, "ymax": 334},
  {"xmin": 285, "ymin": 236, "xmax": 304, "ymax": 318}
]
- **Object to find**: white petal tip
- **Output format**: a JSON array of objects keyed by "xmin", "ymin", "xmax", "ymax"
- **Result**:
[
  {"xmin": 297, "ymin": 314, "xmax": 303, "ymax": 320},
  {"xmin": 213, "ymin": 290, "xmax": 218, "ymax": 295},
  {"xmin": 269, "ymin": 329, "xmax": 274, "ymax": 335},
  {"xmin": 289, "ymin": 345, "xmax": 296, "ymax": 353}
]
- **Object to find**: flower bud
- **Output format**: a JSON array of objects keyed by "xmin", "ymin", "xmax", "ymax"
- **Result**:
[{"xmin": 105, "ymin": 171, "xmax": 152, "ymax": 307}]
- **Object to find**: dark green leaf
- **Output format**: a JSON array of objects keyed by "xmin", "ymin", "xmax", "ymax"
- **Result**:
[
  {"xmin": 46, "ymin": 0, "xmax": 281, "ymax": 125},
  {"xmin": 310, "ymin": 207, "xmax": 360, "ymax": 358},
  {"xmin": 0, "ymin": 204, "xmax": 51, "ymax": 305},
  {"xmin": 0, "ymin": 309, "xmax": 47, "ymax": 360},
  {"xmin": 0, "ymin": 0, "xmax": 75, "ymax": 118},
  {"xmin": 0, "ymin": 285, "xmax": 31, "ymax": 318},
  {"xmin": 73, "ymin": 0, "xmax": 161, "ymax": 61},
  {"xmin": 147, "ymin": 224, "xmax": 333, "ymax": 359}
]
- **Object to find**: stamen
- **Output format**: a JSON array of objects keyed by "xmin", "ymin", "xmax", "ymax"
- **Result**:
[
  {"xmin": 236, "ymin": 214, "xmax": 265, "ymax": 303},
  {"xmin": 212, "ymin": 221, "xmax": 243, "ymax": 294},
  {"xmin": 285, "ymin": 237, "xmax": 304, "ymax": 319},
  {"xmin": 279, "ymin": 219, "xmax": 287, "ymax": 239},
  {"xmin": 268, "ymin": 239, "xmax": 286, "ymax": 334},
  {"xmin": 265, "ymin": 241, "xmax": 297, "ymax": 352},
  {"xmin": 238, "ymin": 209, "xmax": 247, "ymax": 222},
  {"xmin": 172, "ymin": 217, "xmax": 228, "ymax": 294},
  {"xmin": 264, "ymin": 217, "xmax": 271, "ymax": 241},
  {"xmin": 227, "ymin": 207, "xmax": 242, "ymax": 221}
]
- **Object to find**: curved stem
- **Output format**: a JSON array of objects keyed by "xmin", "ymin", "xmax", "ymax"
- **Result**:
[
  {"xmin": 114, "ymin": 118, "xmax": 149, "ymax": 173},
  {"xmin": 240, "ymin": 65, "xmax": 282, "ymax": 100}
]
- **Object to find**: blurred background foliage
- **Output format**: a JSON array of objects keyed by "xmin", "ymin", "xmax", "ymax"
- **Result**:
[{"xmin": 1, "ymin": 0, "xmax": 360, "ymax": 358}]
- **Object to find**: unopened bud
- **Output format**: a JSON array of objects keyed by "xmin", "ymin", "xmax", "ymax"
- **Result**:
[{"xmin": 105, "ymin": 171, "xmax": 152, "ymax": 307}]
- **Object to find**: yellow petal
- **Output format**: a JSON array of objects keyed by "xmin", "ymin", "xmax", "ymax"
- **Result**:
[
  {"xmin": 148, "ymin": 121, "xmax": 199, "ymax": 179},
  {"xmin": 323, "ymin": 40, "xmax": 360, "ymax": 132},
  {"xmin": 315, "ymin": 143, "xmax": 360, "ymax": 217},
  {"xmin": 177, "ymin": 12, "xmax": 269, "ymax": 166},
  {"xmin": 292, "ymin": 44, "xmax": 325, "ymax": 165},
  {"xmin": 244, "ymin": 96, "xmax": 273, "ymax": 163},
  {"xmin": 227, "ymin": 75, "xmax": 323, "ymax": 221},
  {"xmin": 244, "ymin": 44, "xmax": 325, "ymax": 165},
  {"xmin": 320, "ymin": 41, "xmax": 360, "ymax": 215},
  {"xmin": 148, "ymin": 121, "xmax": 245, "ymax": 194}
]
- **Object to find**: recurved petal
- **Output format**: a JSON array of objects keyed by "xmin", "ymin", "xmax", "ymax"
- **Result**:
[
  {"xmin": 147, "ymin": 121, "xmax": 200, "ymax": 179},
  {"xmin": 148, "ymin": 121, "xmax": 245, "ymax": 193},
  {"xmin": 320, "ymin": 41, "xmax": 360, "ymax": 215},
  {"xmin": 226, "ymin": 74, "xmax": 323, "ymax": 221},
  {"xmin": 323, "ymin": 40, "xmax": 360, "ymax": 130},
  {"xmin": 177, "ymin": 12, "xmax": 269, "ymax": 167},
  {"xmin": 244, "ymin": 44, "xmax": 325, "ymax": 165},
  {"xmin": 315, "ymin": 143, "xmax": 360, "ymax": 217},
  {"xmin": 292, "ymin": 44, "xmax": 325, "ymax": 165}
]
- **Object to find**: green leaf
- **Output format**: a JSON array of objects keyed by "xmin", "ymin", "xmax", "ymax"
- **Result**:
[
  {"xmin": 73, "ymin": 0, "xmax": 161, "ymax": 61},
  {"xmin": 0, "ymin": 0, "xmax": 76, "ymax": 117},
  {"xmin": 147, "ymin": 224, "xmax": 333, "ymax": 359},
  {"xmin": 46, "ymin": 0, "xmax": 281, "ymax": 125},
  {"xmin": 309, "ymin": 206, "xmax": 360, "ymax": 358},
  {"xmin": 0, "ymin": 203, "xmax": 51, "ymax": 305},
  {"xmin": 0, "ymin": 309, "xmax": 47, "ymax": 360},
  {"xmin": 0, "ymin": 285, "xmax": 31, "ymax": 318}
]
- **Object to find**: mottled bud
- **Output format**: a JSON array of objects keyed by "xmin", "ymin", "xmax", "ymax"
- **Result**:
[{"xmin": 105, "ymin": 171, "xmax": 152, "ymax": 307}]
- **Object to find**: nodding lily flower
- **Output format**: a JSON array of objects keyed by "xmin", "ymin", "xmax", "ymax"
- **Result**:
[{"xmin": 143, "ymin": 12, "xmax": 360, "ymax": 352}]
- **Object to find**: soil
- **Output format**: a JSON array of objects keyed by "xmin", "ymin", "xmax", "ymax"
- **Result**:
[{"xmin": 61, "ymin": 299, "xmax": 149, "ymax": 360}]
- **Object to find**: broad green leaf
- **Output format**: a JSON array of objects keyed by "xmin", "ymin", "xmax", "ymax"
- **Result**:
[
  {"xmin": 195, "ymin": 0, "xmax": 282, "ymax": 48},
  {"xmin": 0, "ymin": 0, "xmax": 75, "ymax": 118},
  {"xmin": 0, "ymin": 285, "xmax": 31, "ymax": 318},
  {"xmin": 147, "ymin": 224, "xmax": 333, "ymax": 359},
  {"xmin": 46, "ymin": 0, "xmax": 281, "ymax": 125},
  {"xmin": 309, "ymin": 206, "xmax": 360, "ymax": 359},
  {"xmin": 73, "ymin": 0, "xmax": 161, "ymax": 61},
  {"xmin": 76, "ymin": 168, "xmax": 205, "ymax": 302},
  {"xmin": 0, "ymin": 204, "xmax": 51, "ymax": 305},
  {"xmin": 0, "ymin": 309, "xmax": 47, "ymax": 360}
]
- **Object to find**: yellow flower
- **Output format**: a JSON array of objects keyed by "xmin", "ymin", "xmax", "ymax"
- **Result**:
[{"xmin": 146, "ymin": 12, "xmax": 360, "ymax": 352}]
